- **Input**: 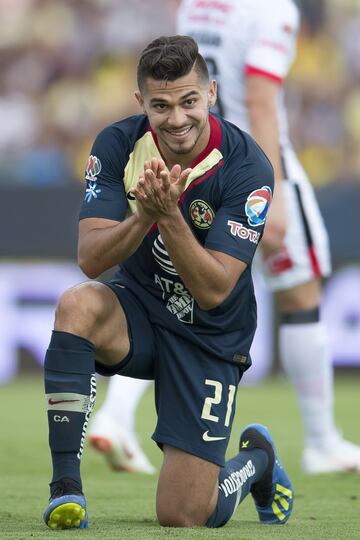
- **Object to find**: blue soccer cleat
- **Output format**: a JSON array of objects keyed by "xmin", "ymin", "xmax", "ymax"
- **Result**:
[
  {"xmin": 43, "ymin": 478, "xmax": 88, "ymax": 530},
  {"xmin": 239, "ymin": 423, "xmax": 294, "ymax": 525}
]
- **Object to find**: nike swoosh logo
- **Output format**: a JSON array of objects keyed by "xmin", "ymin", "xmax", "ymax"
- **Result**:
[
  {"xmin": 48, "ymin": 399, "xmax": 80, "ymax": 405},
  {"xmin": 202, "ymin": 430, "xmax": 227, "ymax": 442}
]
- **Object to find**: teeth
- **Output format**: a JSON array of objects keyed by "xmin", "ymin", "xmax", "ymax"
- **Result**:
[{"xmin": 170, "ymin": 127, "xmax": 191, "ymax": 136}]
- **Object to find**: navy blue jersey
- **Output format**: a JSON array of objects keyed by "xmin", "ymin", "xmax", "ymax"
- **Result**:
[{"xmin": 79, "ymin": 114, "xmax": 274, "ymax": 365}]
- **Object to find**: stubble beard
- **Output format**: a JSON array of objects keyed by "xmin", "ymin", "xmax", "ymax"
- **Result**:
[{"xmin": 161, "ymin": 121, "xmax": 206, "ymax": 157}]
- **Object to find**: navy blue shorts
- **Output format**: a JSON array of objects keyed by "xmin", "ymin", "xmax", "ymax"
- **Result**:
[{"xmin": 96, "ymin": 282, "xmax": 245, "ymax": 467}]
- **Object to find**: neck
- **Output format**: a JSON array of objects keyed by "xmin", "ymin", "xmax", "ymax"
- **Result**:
[{"xmin": 164, "ymin": 154, "xmax": 194, "ymax": 171}]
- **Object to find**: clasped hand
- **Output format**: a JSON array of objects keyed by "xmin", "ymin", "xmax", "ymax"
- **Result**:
[{"xmin": 130, "ymin": 157, "xmax": 192, "ymax": 223}]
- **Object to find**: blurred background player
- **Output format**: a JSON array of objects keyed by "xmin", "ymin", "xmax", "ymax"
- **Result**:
[
  {"xmin": 88, "ymin": 376, "xmax": 154, "ymax": 473},
  {"xmin": 176, "ymin": 0, "xmax": 360, "ymax": 473},
  {"xmin": 88, "ymin": 0, "xmax": 360, "ymax": 475}
]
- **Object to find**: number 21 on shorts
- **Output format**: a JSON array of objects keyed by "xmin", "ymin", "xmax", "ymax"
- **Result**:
[{"xmin": 201, "ymin": 379, "xmax": 236, "ymax": 427}]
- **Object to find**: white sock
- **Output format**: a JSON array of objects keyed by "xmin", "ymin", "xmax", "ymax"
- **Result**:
[
  {"xmin": 279, "ymin": 320, "xmax": 336, "ymax": 448},
  {"xmin": 98, "ymin": 376, "xmax": 152, "ymax": 433}
]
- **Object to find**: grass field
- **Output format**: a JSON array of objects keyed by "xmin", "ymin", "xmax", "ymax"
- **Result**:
[{"xmin": 1, "ymin": 374, "xmax": 360, "ymax": 539}]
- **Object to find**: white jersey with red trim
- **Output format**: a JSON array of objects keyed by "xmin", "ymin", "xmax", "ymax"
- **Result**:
[
  {"xmin": 177, "ymin": 0, "xmax": 299, "ymax": 150},
  {"xmin": 177, "ymin": 0, "xmax": 331, "ymax": 290}
]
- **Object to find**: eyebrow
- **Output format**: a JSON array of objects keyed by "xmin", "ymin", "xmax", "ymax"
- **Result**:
[{"xmin": 149, "ymin": 90, "xmax": 199, "ymax": 105}]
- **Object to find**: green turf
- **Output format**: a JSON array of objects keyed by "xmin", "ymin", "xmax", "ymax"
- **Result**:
[{"xmin": 1, "ymin": 374, "xmax": 360, "ymax": 539}]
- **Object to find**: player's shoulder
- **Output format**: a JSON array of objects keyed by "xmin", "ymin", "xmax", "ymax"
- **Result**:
[
  {"xmin": 219, "ymin": 116, "xmax": 269, "ymax": 163},
  {"xmin": 93, "ymin": 114, "xmax": 149, "ymax": 154},
  {"xmin": 218, "ymin": 115, "xmax": 274, "ymax": 184},
  {"xmin": 257, "ymin": 0, "xmax": 299, "ymax": 26}
]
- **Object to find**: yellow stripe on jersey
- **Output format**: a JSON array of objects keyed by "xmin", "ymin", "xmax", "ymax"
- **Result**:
[
  {"xmin": 123, "ymin": 132, "xmax": 162, "ymax": 215},
  {"xmin": 184, "ymin": 148, "xmax": 223, "ymax": 190},
  {"xmin": 123, "ymin": 131, "xmax": 223, "ymax": 216}
]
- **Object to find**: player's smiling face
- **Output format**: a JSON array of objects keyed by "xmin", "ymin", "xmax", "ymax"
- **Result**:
[{"xmin": 135, "ymin": 68, "xmax": 216, "ymax": 167}]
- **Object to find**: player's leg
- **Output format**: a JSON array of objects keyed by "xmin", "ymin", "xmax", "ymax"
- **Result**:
[
  {"xmin": 156, "ymin": 426, "xmax": 293, "ymax": 527},
  {"xmin": 208, "ymin": 422, "xmax": 293, "ymax": 527},
  {"xmin": 277, "ymin": 280, "xmax": 360, "ymax": 473},
  {"xmin": 261, "ymin": 162, "xmax": 360, "ymax": 472},
  {"xmin": 88, "ymin": 376, "xmax": 155, "ymax": 473},
  {"xmin": 156, "ymin": 446, "xmax": 219, "ymax": 526},
  {"xmin": 152, "ymin": 330, "xmax": 293, "ymax": 527},
  {"xmin": 276, "ymin": 279, "xmax": 336, "ymax": 447},
  {"xmin": 43, "ymin": 281, "xmax": 155, "ymax": 529}
]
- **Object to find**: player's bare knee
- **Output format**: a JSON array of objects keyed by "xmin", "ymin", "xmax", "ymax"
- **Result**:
[
  {"xmin": 158, "ymin": 514, "xmax": 193, "ymax": 528},
  {"xmin": 276, "ymin": 279, "xmax": 321, "ymax": 313},
  {"xmin": 157, "ymin": 495, "xmax": 208, "ymax": 528},
  {"xmin": 54, "ymin": 282, "xmax": 110, "ymax": 335},
  {"xmin": 157, "ymin": 506, "xmax": 204, "ymax": 528}
]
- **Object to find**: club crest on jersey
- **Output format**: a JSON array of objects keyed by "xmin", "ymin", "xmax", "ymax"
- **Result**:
[
  {"xmin": 189, "ymin": 200, "xmax": 215, "ymax": 229},
  {"xmin": 245, "ymin": 186, "xmax": 272, "ymax": 227},
  {"xmin": 85, "ymin": 155, "xmax": 101, "ymax": 180}
]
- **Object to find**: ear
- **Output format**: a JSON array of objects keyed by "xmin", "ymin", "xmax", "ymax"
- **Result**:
[
  {"xmin": 134, "ymin": 91, "xmax": 146, "ymax": 114},
  {"xmin": 208, "ymin": 79, "xmax": 217, "ymax": 108}
]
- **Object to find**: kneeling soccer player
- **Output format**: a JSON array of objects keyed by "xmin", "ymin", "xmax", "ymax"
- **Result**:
[{"xmin": 43, "ymin": 34, "xmax": 293, "ymax": 529}]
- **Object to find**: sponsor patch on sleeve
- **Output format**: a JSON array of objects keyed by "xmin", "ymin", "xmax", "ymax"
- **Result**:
[
  {"xmin": 245, "ymin": 186, "xmax": 272, "ymax": 227},
  {"xmin": 227, "ymin": 220, "xmax": 260, "ymax": 244}
]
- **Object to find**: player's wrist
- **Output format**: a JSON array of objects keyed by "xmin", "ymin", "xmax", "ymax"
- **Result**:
[
  {"xmin": 156, "ymin": 206, "xmax": 183, "ymax": 227},
  {"xmin": 134, "ymin": 211, "xmax": 155, "ymax": 229}
]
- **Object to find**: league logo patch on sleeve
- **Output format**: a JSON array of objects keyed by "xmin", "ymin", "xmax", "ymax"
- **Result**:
[
  {"xmin": 245, "ymin": 186, "xmax": 272, "ymax": 227},
  {"xmin": 85, "ymin": 155, "xmax": 102, "ymax": 181},
  {"xmin": 84, "ymin": 155, "xmax": 102, "ymax": 203}
]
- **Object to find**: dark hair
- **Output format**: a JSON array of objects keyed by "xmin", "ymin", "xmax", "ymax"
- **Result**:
[{"xmin": 137, "ymin": 35, "xmax": 209, "ymax": 92}]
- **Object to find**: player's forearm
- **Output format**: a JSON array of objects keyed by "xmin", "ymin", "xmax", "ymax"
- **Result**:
[
  {"xmin": 78, "ymin": 213, "xmax": 153, "ymax": 278},
  {"xmin": 247, "ymin": 99, "xmax": 287, "ymax": 249},
  {"xmin": 157, "ymin": 210, "xmax": 231, "ymax": 310},
  {"xmin": 247, "ymin": 100, "xmax": 284, "ymax": 182}
]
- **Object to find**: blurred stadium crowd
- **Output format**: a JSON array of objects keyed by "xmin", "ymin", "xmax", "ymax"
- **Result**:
[{"xmin": 0, "ymin": 0, "xmax": 359, "ymax": 188}]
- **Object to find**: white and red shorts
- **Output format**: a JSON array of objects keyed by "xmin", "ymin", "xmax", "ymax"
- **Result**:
[{"xmin": 255, "ymin": 144, "xmax": 331, "ymax": 291}]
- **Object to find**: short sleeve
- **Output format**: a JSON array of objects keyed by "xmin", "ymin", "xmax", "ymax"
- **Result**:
[
  {"xmin": 79, "ymin": 126, "xmax": 129, "ymax": 221},
  {"xmin": 205, "ymin": 143, "xmax": 274, "ymax": 264},
  {"xmin": 244, "ymin": 2, "xmax": 300, "ymax": 83}
]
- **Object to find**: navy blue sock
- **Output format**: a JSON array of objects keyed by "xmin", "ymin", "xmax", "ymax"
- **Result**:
[
  {"xmin": 206, "ymin": 448, "xmax": 268, "ymax": 528},
  {"xmin": 44, "ymin": 330, "xmax": 96, "ymax": 488}
]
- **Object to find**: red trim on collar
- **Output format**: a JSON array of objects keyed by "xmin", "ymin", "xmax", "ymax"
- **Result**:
[
  {"xmin": 148, "ymin": 125, "xmax": 166, "ymax": 162},
  {"xmin": 148, "ymin": 114, "xmax": 222, "ymax": 168},
  {"xmin": 190, "ymin": 114, "xmax": 222, "ymax": 168}
]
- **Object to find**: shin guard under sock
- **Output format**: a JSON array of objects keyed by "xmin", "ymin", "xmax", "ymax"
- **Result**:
[{"xmin": 44, "ymin": 331, "xmax": 96, "ymax": 486}]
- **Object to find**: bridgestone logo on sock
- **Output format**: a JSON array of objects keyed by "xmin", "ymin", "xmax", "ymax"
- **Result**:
[
  {"xmin": 77, "ymin": 374, "xmax": 97, "ymax": 460},
  {"xmin": 219, "ymin": 459, "xmax": 256, "ymax": 497}
]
